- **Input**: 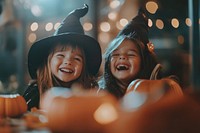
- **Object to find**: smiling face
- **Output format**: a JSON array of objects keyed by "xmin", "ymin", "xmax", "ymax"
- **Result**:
[
  {"xmin": 110, "ymin": 39, "xmax": 142, "ymax": 85},
  {"xmin": 50, "ymin": 44, "xmax": 84, "ymax": 83}
]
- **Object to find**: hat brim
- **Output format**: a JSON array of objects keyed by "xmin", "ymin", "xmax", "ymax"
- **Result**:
[{"xmin": 28, "ymin": 33, "xmax": 102, "ymax": 79}]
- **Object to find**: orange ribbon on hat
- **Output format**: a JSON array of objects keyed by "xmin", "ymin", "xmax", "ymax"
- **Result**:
[{"xmin": 147, "ymin": 42, "xmax": 154, "ymax": 53}]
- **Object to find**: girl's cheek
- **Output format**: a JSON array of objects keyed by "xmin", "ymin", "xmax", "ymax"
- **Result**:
[
  {"xmin": 110, "ymin": 58, "xmax": 115, "ymax": 66},
  {"xmin": 110, "ymin": 59, "xmax": 115, "ymax": 69},
  {"xmin": 110, "ymin": 58, "xmax": 113, "ymax": 62},
  {"xmin": 51, "ymin": 59, "xmax": 57, "ymax": 66},
  {"xmin": 110, "ymin": 57, "xmax": 116, "ymax": 62}
]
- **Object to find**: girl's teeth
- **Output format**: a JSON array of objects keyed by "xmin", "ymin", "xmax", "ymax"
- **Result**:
[
  {"xmin": 117, "ymin": 65, "xmax": 128, "ymax": 70},
  {"xmin": 60, "ymin": 68, "xmax": 73, "ymax": 73}
]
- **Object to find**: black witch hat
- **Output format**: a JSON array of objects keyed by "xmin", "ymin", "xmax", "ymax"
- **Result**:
[
  {"xmin": 28, "ymin": 4, "xmax": 102, "ymax": 79},
  {"xmin": 117, "ymin": 8, "xmax": 149, "ymax": 45}
]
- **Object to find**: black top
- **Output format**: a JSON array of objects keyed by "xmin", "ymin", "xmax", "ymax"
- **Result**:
[{"xmin": 23, "ymin": 81, "xmax": 39, "ymax": 111}]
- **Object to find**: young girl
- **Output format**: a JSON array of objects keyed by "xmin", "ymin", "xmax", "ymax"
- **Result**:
[
  {"xmin": 98, "ymin": 9, "xmax": 181, "ymax": 99},
  {"xmin": 23, "ymin": 4, "xmax": 102, "ymax": 110}
]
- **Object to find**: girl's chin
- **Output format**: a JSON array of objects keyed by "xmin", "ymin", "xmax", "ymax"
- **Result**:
[
  {"xmin": 59, "ymin": 78, "xmax": 74, "ymax": 83},
  {"xmin": 57, "ymin": 75, "xmax": 74, "ymax": 82},
  {"xmin": 116, "ymin": 76, "xmax": 134, "ymax": 82},
  {"xmin": 53, "ymin": 76, "xmax": 73, "ymax": 86},
  {"xmin": 115, "ymin": 75, "xmax": 131, "ymax": 80}
]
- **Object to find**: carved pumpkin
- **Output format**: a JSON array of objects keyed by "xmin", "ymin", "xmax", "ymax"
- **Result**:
[
  {"xmin": 44, "ymin": 90, "xmax": 120, "ymax": 133},
  {"xmin": 0, "ymin": 94, "xmax": 28, "ymax": 118}
]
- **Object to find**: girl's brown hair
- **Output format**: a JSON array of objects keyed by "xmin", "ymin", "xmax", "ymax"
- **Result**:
[{"xmin": 99, "ymin": 34, "xmax": 158, "ymax": 99}]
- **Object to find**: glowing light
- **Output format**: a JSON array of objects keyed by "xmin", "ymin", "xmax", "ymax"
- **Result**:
[
  {"xmin": 98, "ymin": 32, "xmax": 111, "ymax": 44},
  {"xmin": 28, "ymin": 33, "xmax": 37, "ymax": 43},
  {"xmin": 100, "ymin": 22, "xmax": 111, "ymax": 32},
  {"xmin": 108, "ymin": 12, "xmax": 117, "ymax": 20},
  {"xmin": 45, "ymin": 23, "xmax": 53, "ymax": 31},
  {"xmin": 122, "ymin": 91, "xmax": 147, "ymax": 110},
  {"xmin": 83, "ymin": 22, "xmax": 93, "ymax": 31},
  {"xmin": 54, "ymin": 22, "xmax": 61, "ymax": 30},
  {"xmin": 185, "ymin": 18, "xmax": 192, "ymax": 26},
  {"xmin": 31, "ymin": 5, "xmax": 42, "ymax": 17},
  {"xmin": 148, "ymin": 19, "xmax": 153, "ymax": 27},
  {"xmin": 146, "ymin": 1, "xmax": 158, "ymax": 14},
  {"xmin": 156, "ymin": 19, "xmax": 164, "ymax": 29},
  {"xmin": 116, "ymin": 21, "xmax": 123, "ymax": 30},
  {"xmin": 110, "ymin": 0, "xmax": 120, "ymax": 9},
  {"xmin": 94, "ymin": 103, "xmax": 118, "ymax": 125},
  {"xmin": 171, "ymin": 18, "xmax": 179, "ymax": 28},
  {"xmin": 30, "ymin": 22, "xmax": 38, "ymax": 31},
  {"xmin": 178, "ymin": 35, "xmax": 184, "ymax": 45},
  {"xmin": 119, "ymin": 18, "xmax": 128, "ymax": 27},
  {"xmin": 39, "ymin": 114, "xmax": 48, "ymax": 123}
]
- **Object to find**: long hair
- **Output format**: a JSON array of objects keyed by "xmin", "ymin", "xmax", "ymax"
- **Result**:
[
  {"xmin": 99, "ymin": 34, "xmax": 158, "ymax": 99},
  {"xmin": 37, "ymin": 42, "xmax": 98, "ymax": 95}
]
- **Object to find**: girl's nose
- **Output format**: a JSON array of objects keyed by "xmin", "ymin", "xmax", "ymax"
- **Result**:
[
  {"xmin": 119, "ymin": 55, "xmax": 127, "ymax": 60},
  {"xmin": 64, "ymin": 57, "xmax": 72, "ymax": 65}
]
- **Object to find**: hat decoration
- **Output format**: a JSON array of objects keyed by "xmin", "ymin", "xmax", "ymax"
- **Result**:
[
  {"xmin": 147, "ymin": 42, "xmax": 154, "ymax": 53},
  {"xmin": 28, "ymin": 4, "xmax": 102, "ymax": 79},
  {"xmin": 117, "ymin": 8, "xmax": 150, "ymax": 46},
  {"xmin": 54, "ymin": 4, "xmax": 88, "ymax": 36}
]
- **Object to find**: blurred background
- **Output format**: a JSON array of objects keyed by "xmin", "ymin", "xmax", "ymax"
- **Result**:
[{"xmin": 0, "ymin": 0, "xmax": 199, "ymax": 94}]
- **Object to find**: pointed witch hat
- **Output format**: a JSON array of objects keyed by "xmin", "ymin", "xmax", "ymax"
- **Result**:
[
  {"xmin": 117, "ymin": 8, "xmax": 149, "ymax": 45},
  {"xmin": 28, "ymin": 4, "xmax": 102, "ymax": 79}
]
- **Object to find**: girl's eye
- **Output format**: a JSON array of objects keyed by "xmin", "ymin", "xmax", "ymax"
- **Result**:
[
  {"xmin": 56, "ymin": 54, "xmax": 64, "ymax": 57},
  {"xmin": 127, "ymin": 52, "xmax": 138, "ymax": 57},
  {"xmin": 128, "ymin": 54, "xmax": 136, "ymax": 57},
  {"xmin": 111, "ymin": 53, "xmax": 119, "ymax": 57},
  {"xmin": 74, "ymin": 57, "xmax": 82, "ymax": 62}
]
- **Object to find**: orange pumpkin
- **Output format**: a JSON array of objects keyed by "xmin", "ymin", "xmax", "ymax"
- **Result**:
[
  {"xmin": 40, "ymin": 87, "xmax": 72, "ymax": 111},
  {"xmin": 122, "ymin": 79, "xmax": 183, "ymax": 110},
  {"xmin": 127, "ymin": 79, "xmax": 183, "ymax": 96},
  {"xmin": 0, "ymin": 94, "xmax": 28, "ymax": 118},
  {"xmin": 107, "ymin": 91, "xmax": 200, "ymax": 133},
  {"xmin": 44, "ymin": 90, "xmax": 120, "ymax": 133}
]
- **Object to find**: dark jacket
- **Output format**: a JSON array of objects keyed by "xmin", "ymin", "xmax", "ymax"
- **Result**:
[{"xmin": 23, "ymin": 81, "xmax": 39, "ymax": 111}]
